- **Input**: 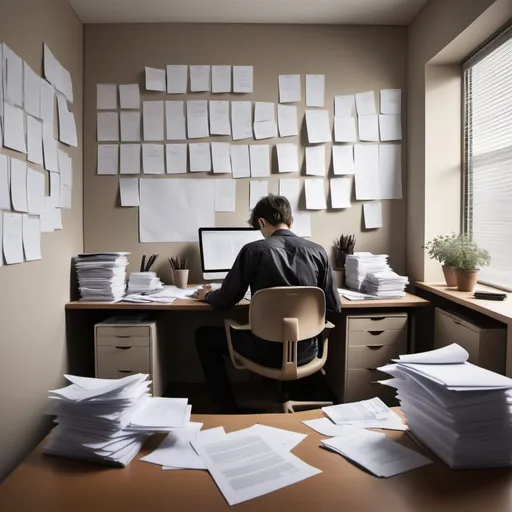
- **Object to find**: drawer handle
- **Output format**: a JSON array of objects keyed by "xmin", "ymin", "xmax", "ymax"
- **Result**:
[
  {"xmin": 116, "ymin": 335, "xmax": 131, "ymax": 339},
  {"xmin": 366, "ymin": 345, "xmax": 384, "ymax": 350},
  {"xmin": 115, "ymin": 346, "xmax": 132, "ymax": 350},
  {"xmin": 369, "ymin": 317, "xmax": 385, "ymax": 321},
  {"xmin": 117, "ymin": 369, "xmax": 133, "ymax": 374},
  {"xmin": 367, "ymin": 331, "xmax": 384, "ymax": 336}
]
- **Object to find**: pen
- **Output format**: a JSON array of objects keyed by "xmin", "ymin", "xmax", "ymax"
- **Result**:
[{"xmin": 140, "ymin": 254, "xmax": 146, "ymax": 273}]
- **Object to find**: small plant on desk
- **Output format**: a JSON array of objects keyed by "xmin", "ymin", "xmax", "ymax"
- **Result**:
[
  {"xmin": 169, "ymin": 257, "xmax": 189, "ymax": 289},
  {"xmin": 425, "ymin": 234, "xmax": 459, "ymax": 287},
  {"xmin": 450, "ymin": 236, "xmax": 491, "ymax": 292},
  {"xmin": 332, "ymin": 234, "xmax": 356, "ymax": 288}
]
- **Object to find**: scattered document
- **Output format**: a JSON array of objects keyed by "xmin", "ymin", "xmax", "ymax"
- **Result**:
[
  {"xmin": 42, "ymin": 123, "xmax": 59, "ymax": 172},
  {"xmin": 233, "ymin": 66, "xmax": 253, "ymax": 93},
  {"xmin": 279, "ymin": 179, "xmax": 311, "ymax": 237},
  {"xmin": 335, "ymin": 95, "xmax": 356, "ymax": 117},
  {"xmin": 335, "ymin": 117, "xmax": 358, "ymax": 143},
  {"xmin": 379, "ymin": 144, "xmax": 402, "ymax": 199},
  {"xmin": 279, "ymin": 74, "xmax": 301, "ymax": 103},
  {"xmin": 119, "ymin": 84, "xmax": 140, "ymax": 109},
  {"xmin": 305, "ymin": 179, "xmax": 326, "ymax": 210},
  {"xmin": 59, "ymin": 151, "xmax": 73, "ymax": 209},
  {"xmin": 143, "ymin": 101, "xmax": 164, "ymax": 141},
  {"xmin": 215, "ymin": 179, "xmax": 236, "ymax": 212},
  {"xmin": 330, "ymin": 178, "xmax": 352, "ymax": 209},
  {"xmin": 142, "ymin": 144, "xmax": 165, "ymax": 174},
  {"xmin": 305, "ymin": 145, "xmax": 326, "ymax": 176},
  {"xmin": 250, "ymin": 180, "xmax": 269, "ymax": 209},
  {"xmin": 211, "ymin": 65, "xmax": 231, "ymax": 93},
  {"xmin": 380, "ymin": 89, "xmax": 401, "ymax": 115},
  {"xmin": 303, "ymin": 418, "xmax": 364, "ymax": 437},
  {"xmin": 211, "ymin": 142, "xmax": 232, "ymax": 174},
  {"xmin": 145, "ymin": 67, "xmax": 166, "ymax": 92},
  {"xmin": 333, "ymin": 145, "xmax": 354, "ymax": 175},
  {"xmin": 190, "ymin": 65, "xmax": 211, "ymax": 92},
  {"xmin": 249, "ymin": 144, "xmax": 270, "ymax": 177},
  {"xmin": 97, "ymin": 145, "xmax": 119, "ymax": 175},
  {"xmin": 166, "ymin": 101, "xmax": 186, "ymax": 140},
  {"xmin": 189, "ymin": 143, "xmax": 211, "ymax": 173},
  {"xmin": 26, "ymin": 168, "xmax": 46, "ymax": 215},
  {"xmin": 358, "ymin": 115, "xmax": 380, "ymax": 142},
  {"xmin": 277, "ymin": 105, "xmax": 298, "ymax": 137},
  {"xmin": 166, "ymin": 65, "xmax": 187, "ymax": 94},
  {"xmin": 277, "ymin": 143, "xmax": 299, "ymax": 173},
  {"xmin": 27, "ymin": 116, "xmax": 44, "ymax": 166},
  {"xmin": 192, "ymin": 431, "xmax": 321, "ymax": 506},
  {"xmin": 232, "ymin": 101, "xmax": 253, "ymax": 141},
  {"xmin": 306, "ymin": 74, "xmax": 325, "ymax": 107},
  {"xmin": 187, "ymin": 100, "xmax": 209, "ymax": 139},
  {"xmin": 3, "ymin": 44, "xmax": 23, "ymax": 107},
  {"xmin": 120, "ymin": 178, "xmax": 140, "ymax": 207},
  {"xmin": 10, "ymin": 158, "xmax": 28, "ymax": 212},
  {"xmin": 40, "ymin": 80, "xmax": 55, "ymax": 129},
  {"xmin": 166, "ymin": 144, "xmax": 187, "ymax": 174},
  {"xmin": 209, "ymin": 101, "xmax": 231, "ymax": 136},
  {"xmin": 364, "ymin": 202, "xmax": 383, "ymax": 229},
  {"xmin": 97, "ymin": 112, "xmax": 119, "ymax": 142},
  {"xmin": 379, "ymin": 115, "xmax": 402, "ymax": 142},
  {"xmin": 4, "ymin": 103, "xmax": 26, "ymax": 153},
  {"xmin": 120, "ymin": 144, "xmax": 141, "ymax": 175},
  {"xmin": 3, "ymin": 212, "xmax": 24, "ymax": 264},
  {"xmin": 239, "ymin": 424, "xmax": 307, "ymax": 452},
  {"xmin": 56, "ymin": 94, "xmax": 78, "ymax": 147},
  {"xmin": 97, "ymin": 83, "xmax": 117, "ymax": 110},
  {"xmin": 139, "ymin": 178, "xmax": 215, "ymax": 242},
  {"xmin": 355, "ymin": 91, "xmax": 377, "ymax": 115},
  {"xmin": 230, "ymin": 145, "xmax": 251, "ymax": 178},
  {"xmin": 305, "ymin": 110, "xmax": 331, "ymax": 143},
  {"xmin": 0, "ymin": 155, "xmax": 10, "ymax": 210},
  {"xmin": 120, "ymin": 111, "xmax": 141, "ymax": 142},
  {"xmin": 22, "ymin": 214, "xmax": 41, "ymax": 261},
  {"xmin": 24, "ymin": 63, "xmax": 41, "ymax": 118},
  {"xmin": 354, "ymin": 144, "xmax": 379, "ymax": 200}
]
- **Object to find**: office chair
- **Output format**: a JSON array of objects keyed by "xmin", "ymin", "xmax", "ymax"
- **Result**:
[{"xmin": 224, "ymin": 286, "xmax": 334, "ymax": 413}]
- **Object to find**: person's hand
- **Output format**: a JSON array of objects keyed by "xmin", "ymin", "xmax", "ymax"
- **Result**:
[{"xmin": 193, "ymin": 285, "xmax": 212, "ymax": 300}]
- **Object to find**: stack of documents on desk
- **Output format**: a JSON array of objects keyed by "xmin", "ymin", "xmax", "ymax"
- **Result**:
[
  {"xmin": 127, "ymin": 272, "xmax": 162, "ymax": 294},
  {"xmin": 345, "ymin": 253, "xmax": 390, "ymax": 291},
  {"xmin": 361, "ymin": 271, "xmax": 408, "ymax": 299},
  {"xmin": 76, "ymin": 252, "xmax": 129, "ymax": 301},
  {"xmin": 378, "ymin": 344, "xmax": 512, "ymax": 468}
]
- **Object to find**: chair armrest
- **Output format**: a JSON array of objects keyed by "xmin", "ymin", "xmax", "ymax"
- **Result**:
[
  {"xmin": 224, "ymin": 319, "xmax": 252, "ymax": 331},
  {"xmin": 224, "ymin": 319, "xmax": 251, "ymax": 370}
]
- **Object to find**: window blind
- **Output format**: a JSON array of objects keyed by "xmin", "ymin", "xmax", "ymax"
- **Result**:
[{"xmin": 463, "ymin": 25, "xmax": 512, "ymax": 290}]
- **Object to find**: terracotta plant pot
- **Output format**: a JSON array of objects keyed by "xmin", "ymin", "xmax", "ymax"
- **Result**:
[
  {"xmin": 332, "ymin": 268, "xmax": 345, "ymax": 289},
  {"xmin": 172, "ymin": 269, "xmax": 189, "ymax": 289},
  {"xmin": 455, "ymin": 269, "xmax": 479, "ymax": 292},
  {"xmin": 442, "ymin": 265, "xmax": 457, "ymax": 287}
]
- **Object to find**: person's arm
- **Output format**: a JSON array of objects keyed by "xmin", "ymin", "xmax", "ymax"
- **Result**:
[
  {"xmin": 204, "ymin": 246, "xmax": 253, "ymax": 311},
  {"xmin": 320, "ymin": 250, "xmax": 342, "ymax": 314}
]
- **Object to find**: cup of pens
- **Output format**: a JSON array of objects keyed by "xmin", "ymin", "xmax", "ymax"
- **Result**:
[{"xmin": 169, "ymin": 256, "xmax": 189, "ymax": 289}]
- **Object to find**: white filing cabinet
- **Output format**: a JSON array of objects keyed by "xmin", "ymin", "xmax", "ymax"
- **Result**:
[
  {"xmin": 95, "ymin": 318, "xmax": 163, "ymax": 396},
  {"xmin": 344, "ymin": 313, "xmax": 408, "ymax": 404},
  {"xmin": 434, "ymin": 308, "xmax": 506, "ymax": 374}
]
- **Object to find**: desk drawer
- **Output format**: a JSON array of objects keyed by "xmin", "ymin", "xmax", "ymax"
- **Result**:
[
  {"xmin": 348, "ymin": 343, "xmax": 406, "ymax": 369},
  {"xmin": 345, "ymin": 369, "xmax": 396, "ymax": 404},
  {"xmin": 96, "ymin": 346, "xmax": 150, "ymax": 378},
  {"xmin": 96, "ymin": 325, "xmax": 150, "ymax": 338},
  {"xmin": 348, "ymin": 315, "xmax": 407, "ymax": 332},
  {"xmin": 96, "ymin": 336, "xmax": 150, "ymax": 348},
  {"xmin": 348, "ymin": 329, "xmax": 406, "ymax": 347}
]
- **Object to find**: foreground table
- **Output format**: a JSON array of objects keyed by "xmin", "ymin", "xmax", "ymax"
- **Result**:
[{"xmin": 0, "ymin": 410, "xmax": 510, "ymax": 512}]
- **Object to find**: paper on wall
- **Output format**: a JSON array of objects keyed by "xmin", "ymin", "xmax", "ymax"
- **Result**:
[
  {"xmin": 330, "ymin": 177, "xmax": 352, "ymax": 209},
  {"xmin": 0, "ymin": 155, "xmax": 10, "ymax": 210},
  {"xmin": 166, "ymin": 101, "xmax": 186, "ymax": 140},
  {"xmin": 334, "ymin": 95, "xmax": 355, "ymax": 117},
  {"xmin": 363, "ymin": 202, "xmax": 383, "ymax": 229},
  {"xmin": 166, "ymin": 144, "xmax": 187, "ymax": 174},
  {"xmin": 3, "ymin": 212, "xmax": 24, "ymax": 264},
  {"xmin": 42, "ymin": 123, "xmax": 59, "ymax": 173},
  {"xmin": 211, "ymin": 65, "xmax": 231, "ymax": 93},
  {"xmin": 211, "ymin": 142, "xmax": 232, "ymax": 174},
  {"xmin": 380, "ymin": 89, "xmax": 401, "ymax": 115},
  {"xmin": 305, "ymin": 145, "xmax": 326, "ymax": 176},
  {"xmin": 379, "ymin": 144, "xmax": 402, "ymax": 200},
  {"xmin": 58, "ymin": 151, "xmax": 73, "ymax": 209},
  {"xmin": 305, "ymin": 110, "xmax": 331, "ymax": 143},
  {"xmin": 0, "ymin": 212, "xmax": 2, "ymax": 267},
  {"xmin": 119, "ymin": 84, "xmax": 140, "ymax": 109},
  {"xmin": 3, "ymin": 44, "xmax": 23, "ymax": 107},
  {"xmin": 49, "ymin": 172, "xmax": 60, "ymax": 206},
  {"xmin": 142, "ymin": 144, "xmax": 165, "ymax": 174},
  {"xmin": 209, "ymin": 101, "xmax": 231, "ymax": 136},
  {"xmin": 254, "ymin": 103, "xmax": 277, "ymax": 140},
  {"xmin": 145, "ymin": 67, "xmax": 166, "ymax": 92},
  {"xmin": 358, "ymin": 114, "xmax": 380, "ymax": 142},
  {"xmin": 279, "ymin": 178, "xmax": 311, "ymax": 237},
  {"xmin": 189, "ymin": 143, "xmax": 211, "ymax": 173},
  {"xmin": 97, "ymin": 112, "xmax": 119, "ymax": 142},
  {"xmin": 56, "ymin": 94, "xmax": 78, "ymax": 147},
  {"xmin": 354, "ymin": 144, "xmax": 379, "ymax": 200},
  {"xmin": 4, "ymin": 103, "xmax": 26, "ymax": 153},
  {"xmin": 120, "ymin": 111, "xmax": 141, "ymax": 142},
  {"xmin": 276, "ymin": 143, "xmax": 299, "ymax": 173},
  {"xmin": 249, "ymin": 144, "xmax": 270, "ymax": 178},
  {"xmin": 230, "ymin": 145, "xmax": 250, "ymax": 179},
  {"xmin": 332, "ymin": 145, "xmax": 354, "ymax": 175},
  {"xmin": 306, "ymin": 74, "xmax": 325, "ymax": 107},
  {"xmin": 43, "ymin": 44, "xmax": 63, "ymax": 99},
  {"xmin": 277, "ymin": 104, "xmax": 298, "ymax": 137},
  {"xmin": 334, "ymin": 117, "xmax": 358, "ymax": 143},
  {"xmin": 250, "ymin": 180, "xmax": 269, "ymax": 209},
  {"xmin": 215, "ymin": 179, "xmax": 236, "ymax": 212},
  {"xmin": 186, "ymin": 100, "xmax": 209, "ymax": 139},
  {"xmin": 24, "ymin": 63, "xmax": 41, "ymax": 118},
  {"xmin": 166, "ymin": 65, "xmax": 187, "ymax": 94},
  {"xmin": 10, "ymin": 158, "xmax": 28, "ymax": 212},
  {"xmin": 120, "ymin": 144, "xmax": 141, "ymax": 175},
  {"xmin": 278, "ymin": 74, "xmax": 301, "ymax": 103},
  {"xmin": 40, "ymin": 197, "xmax": 56, "ymax": 233},
  {"xmin": 97, "ymin": 145, "xmax": 119, "ymax": 175},
  {"xmin": 26, "ymin": 168, "xmax": 46, "ymax": 215},
  {"xmin": 233, "ymin": 66, "xmax": 253, "ymax": 93},
  {"xmin": 379, "ymin": 114, "xmax": 402, "ymax": 142},
  {"xmin": 97, "ymin": 84, "xmax": 117, "ymax": 110},
  {"xmin": 119, "ymin": 178, "xmax": 140, "ymax": 207},
  {"xmin": 231, "ymin": 101, "xmax": 253, "ymax": 141},
  {"xmin": 143, "ymin": 101, "xmax": 164, "ymax": 141},
  {"xmin": 27, "ymin": 116, "xmax": 44, "ymax": 166},
  {"xmin": 22, "ymin": 214, "xmax": 41, "ymax": 261},
  {"xmin": 40, "ymin": 80, "xmax": 55, "ymax": 129},
  {"xmin": 355, "ymin": 91, "xmax": 377, "ymax": 116},
  {"xmin": 305, "ymin": 179, "xmax": 326, "ymax": 210},
  {"xmin": 190, "ymin": 65, "xmax": 211, "ymax": 92}
]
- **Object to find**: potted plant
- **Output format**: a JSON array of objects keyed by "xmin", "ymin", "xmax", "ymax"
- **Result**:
[
  {"xmin": 425, "ymin": 234, "xmax": 459, "ymax": 287},
  {"xmin": 169, "ymin": 256, "xmax": 189, "ymax": 289},
  {"xmin": 452, "ymin": 236, "xmax": 491, "ymax": 292},
  {"xmin": 332, "ymin": 234, "xmax": 356, "ymax": 288}
]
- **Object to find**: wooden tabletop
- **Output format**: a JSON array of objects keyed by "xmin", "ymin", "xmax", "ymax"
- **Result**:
[
  {"xmin": 0, "ymin": 409, "xmax": 510, "ymax": 512},
  {"xmin": 66, "ymin": 292, "xmax": 429, "ymax": 311}
]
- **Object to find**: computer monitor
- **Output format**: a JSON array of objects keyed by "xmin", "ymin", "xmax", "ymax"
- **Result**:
[{"xmin": 199, "ymin": 228, "xmax": 263, "ymax": 280}]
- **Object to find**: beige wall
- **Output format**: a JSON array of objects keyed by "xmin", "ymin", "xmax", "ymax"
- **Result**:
[
  {"xmin": 83, "ymin": 24, "xmax": 407, "ymax": 284},
  {"xmin": 0, "ymin": 0, "xmax": 83, "ymax": 481}
]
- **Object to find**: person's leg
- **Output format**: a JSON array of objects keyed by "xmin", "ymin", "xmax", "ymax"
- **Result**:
[{"xmin": 194, "ymin": 326, "xmax": 239, "ymax": 414}]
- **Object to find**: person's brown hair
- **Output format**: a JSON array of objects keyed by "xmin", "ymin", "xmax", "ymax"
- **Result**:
[{"xmin": 249, "ymin": 194, "xmax": 293, "ymax": 229}]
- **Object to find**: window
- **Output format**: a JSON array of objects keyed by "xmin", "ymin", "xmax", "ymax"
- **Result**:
[{"xmin": 463, "ymin": 25, "xmax": 512, "ymax": 290}]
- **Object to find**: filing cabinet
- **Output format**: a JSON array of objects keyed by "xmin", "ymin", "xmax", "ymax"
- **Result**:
[{"xmin": 94, "ymin": 319, "xmax": 163, "ymax": 396}]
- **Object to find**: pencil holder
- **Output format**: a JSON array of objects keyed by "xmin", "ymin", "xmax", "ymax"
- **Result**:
[{"xmin": 172, "ymin": 269, "xmax": 189, "ymax": 289}]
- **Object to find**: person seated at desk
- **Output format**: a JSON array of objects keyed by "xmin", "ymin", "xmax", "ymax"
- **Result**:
[{"xmin": 194, "ymin": 194, "xmax": 341, "ymax": 413}]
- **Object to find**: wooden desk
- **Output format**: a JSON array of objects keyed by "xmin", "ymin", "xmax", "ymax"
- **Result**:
[{"xmin": 0, "ymin": 410, "xmax": 510, "ymax": 512}]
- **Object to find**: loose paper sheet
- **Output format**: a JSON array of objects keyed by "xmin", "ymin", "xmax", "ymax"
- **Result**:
[
  {"xmin": 305, "ymin": 145, "xmax": 326, "ymax": 176},
  {"xmin": 143, "ymin": 101, "xmax": 164, "ymax": 141},
  {"xmin": 24, "ymin": 63, "xmax": 41, "ymax": 118},
  {"xmin": 0, "ymin": 155, "xmax": 10, "ymax": 210},
  {"xmin": 355, "ymin": 91, "xmax": 377, "ymax": 115},
  {"xmin": 40, "ymin": 80, "xmax": 55, "ymax": 128},
  {"xmin": 97, "ymin": 112, "xmax": 119, "ymax": 142},
  {"xmin": 305, "ymin": 110, "xmax": 331, "ymax": 143},
  {"xmin": 330, "ymin": 177, "xmax": 352, "ymax": 209},
  {"xmin": 145, "ymin": 67, "xmax": 166, "ymax": 92},
  {"xmin": 364, "ymin": 202, "xmax": 383, "ymax": 229},
  {"xmin": 186, "ymin": 100, "xmax": 209, "ymax": 139},
  {"xmin": 334, "ymin": 117, "xmax": 358, "ymax": 143},
  {"xmin": 166, "ymin": 65, "xmax": 187, "ymax": 94},
  {"xmin": 211, "ymin": 65, "xmax": 231, "ymax": 93},
  {"xmin": 254, "ymin": 102, "xmax": 277, "ymax": 139},
  {"xmin": 10, "ymin": 158, "xmax": 28, "ymax": 212},
  {"xmin": 215, "ymin": 179, "xmax": 236, "ymax": 212},
  {"xmin": 3, "ymin": 212, "xmax": 24, "ymax": 264},
  {"xmin": 250, "ymin": 180, "xmax": 269, "ymax": 209},
  {"xmin": 3, "ymin": 44, "xmax": 23, "ymax": 107},
  {"xmin": 0, "ymin": 212, "xmax": 2, "ymax": 267},
  {"xmin": 97, "ymin": 144, "xmax": 119, "ymax": 175},
  {"xmin": 354, "ymin": 144, "xmax": 379, "ymax": 200},
  {"xmin": 166, "ymin": 101, "xmax": 186, "ymax": 141},
  {"xmin": 40, "ymin": 197, "xmax": 57, "ymax": 233},
  {"xmin": 279, "ymin": 178, "xmax": 311, "ymax": 237},
  {"xmin": 42, "ymin": 123, "xmax": 59, "ymax": 172},
  {"xmin": 119, "ymin": 84, "xmax": 140, "ymax": 109},
  {"xmin": 120, "ymin": 178, "xmax": 140, "ymax": 207},
  {"xmin": 97, "ymin": 84, "xmax": 117, "ymax": 110},
  {"xmin": 166, "ymin": 144, "xmax": 187, "ymax": 174},
  {"xmin": 379, "ymin": 144, "xmax": 402, "ymax": 199},
  {"xmin": 189, "ymin": 143, "xmax": 211, "ymax": 172},
  {"xmin": 4, "ymin": 103, "xmax": 26, "ymax": 153},
  {"xmin": 306, "ymin": 74, "xmax": 325, "ymax": 107},
  {"xmin": 139, "ymin": 178, "xmax": 215, "ymax": 242},
  {"xmin": 27, "ymin": 116, "xmax": 44, "ymax": 165},
  {"xmin": 305, "ymin": 179, "xmax": 326, "ymax": 210},
  {"xmin": 277, "ymin": 105, "xmax": 298, "ymax": 137},
  {"xmin": 58, "ymin": 151, "xmax": 73, "ymax": 209},
  {"xmin": 190, "ymin": 65, "xmax": 211, "ymax": 92},
  {"xmin": 231, "ymin": 101, "xmax": 253, "ymax": 141},
  {"xmin": 379, "ymin": 114, "xmax": 402, "ymax": 141},
  {"xmin": 43, "ymin": 44, "xmax": 63, "ymax": 99},
  {"xmin": 50, "ymin": 172, "xmax": 60, "ymax": 205},
  {"xmin": 249, "ymin": 144, "xmax": 270, "ymax": 178},
  {"xmin": 211, "ymin": 142, "xmax": 232, "ymax": 174},
  {"xmin": 120, "ymin": 111, "xmax": 141, "ymax": 142},
  {"xmin": 22, "ymin": 214, "xmax": 41, "ymax": 261},
  {"xmin": 358, "ymin": 114, "xmax": 380, "ymax": 142},
  {"xmin": 380, "ymin": 89, "xmax": 401, "ymax": 115},
  {"xmin": 335, "ymin": 95, "xmax": 355, "ymax": 117},
  {"xmin": 230, "ymin": 145, "xmax": 250, "ymax": 178},
  {"xmin": 209, "ymin": 101, "xmax": 231, "ymax": 136},
  {"xmin": 120, "ymin": 144, "xmax": 141, "ymax": 175},
  {"xmin": 333, "ymin": 145, "xmax": 355, "ymax": 175},
  {"xmin": 26, "ymin": 168, "xmax": 45, "ymax": 215},
  {"xmin": 233, "ymin": 66, "xmax": 253, "ymax": 93},
  {"xmin": 279, "ymin": 74, "xmax": 301, "ymax": 103},
  {"xmin": 56, "ymin": 94, "xmax": 78, "ymax": 147},
  {"xmin": 276, "ymin": 143, "xmax": 299, "ymax": 173},
  {"xmin": 142, "ymin": 144, "xmax": 165, "ymax": 174}
]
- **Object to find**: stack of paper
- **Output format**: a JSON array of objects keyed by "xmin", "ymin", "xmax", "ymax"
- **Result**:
[
  {"xmin": 76, "ymin": 252, "xmax": 129, "ymax": 302},
  {"xmin": 127, "ymin": 272, "xmax": 162, "ymax": 294},
  {"xmin": 361, "ymin": 270, "xmax": 409, "ymax": 299},
  {"xmin": 379, "ymin": 344, "xmax": 512, "ymax": 468},
  {"xmin": 345, "ymin": 252, "xmax": 390, "ymax": 291}
]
